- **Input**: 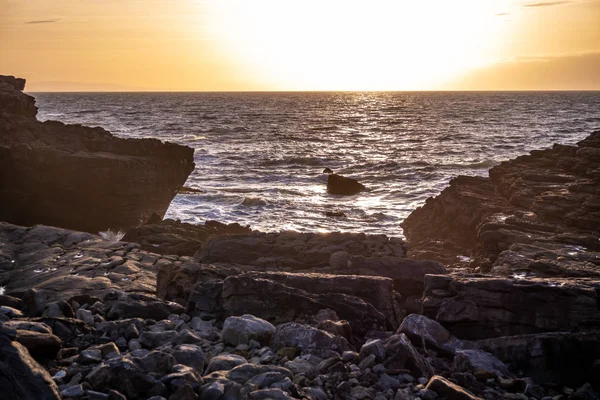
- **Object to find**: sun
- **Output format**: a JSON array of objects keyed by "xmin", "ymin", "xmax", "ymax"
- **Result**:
[{"xmin": 204, "ymin": 0, "xmax": 509, "ymax": 91}]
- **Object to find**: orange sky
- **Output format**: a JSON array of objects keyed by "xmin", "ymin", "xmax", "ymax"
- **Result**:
[{"xmin": 1, "ymin": 0, "xmax": 599, "ymax": 91}]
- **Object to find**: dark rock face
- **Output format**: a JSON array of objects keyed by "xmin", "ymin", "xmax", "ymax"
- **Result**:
[
  {"xmin": 422, "ymin": 274, "xmax": 600, "ymax": 339},
  {"xmin": 327, "ymin": 174, "xmax": 366, "ymax": 195},
  {"xmin": 0, "ymin": 75, "xmax": 195, "ymax": 233},
  {"xmin": 0, "ymin": 330, "xmax": 61, "ymax": 400},
  {"xmin": 402, "ymin": 132, "xmax": 600, "ymax": 273},
  {"xmin": 477, "ymin": 331, "xmax": 600, "ymax": 388}
]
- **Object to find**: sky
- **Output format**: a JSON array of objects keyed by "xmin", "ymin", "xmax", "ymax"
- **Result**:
[{"xmin": 1, "ymin": 0, "xmax": 599, "ymax": 91}]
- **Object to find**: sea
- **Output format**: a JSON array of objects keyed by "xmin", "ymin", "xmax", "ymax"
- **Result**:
[{"xmin": 32, "ymin": 91, "xmax": 600, "ymax": 238}]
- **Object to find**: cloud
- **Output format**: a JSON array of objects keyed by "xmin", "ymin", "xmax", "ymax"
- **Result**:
[
  {"xmin": 523, "ymin": 1, "xmax": 570, "ymax": 7},
  {"xmin": 25, "ymin": 19, "xmax": 58, "ymax": 24},
  {"xmin": 495, "ymin": 12, "xmax": 511, "ymax": 16}
]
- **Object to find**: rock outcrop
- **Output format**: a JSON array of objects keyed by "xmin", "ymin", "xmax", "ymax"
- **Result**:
[
  {"xmin": 402, "ymin": 132, "xmax": 600, "ymax": 273},
  {"xmin": 0, "ymin": 75, "xmax": 195, "ymax": 233},
  {"xmin": 327, "ymin": 173, "xmax": 367, "ymax": 195},
  {"xmin": 422, "ymin": 274, "xmax": 600, "ymax": 339}
]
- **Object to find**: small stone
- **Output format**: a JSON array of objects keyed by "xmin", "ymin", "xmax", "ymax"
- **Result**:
[
  {"xmin": 78, "ymin": 348, "xmax": 102, "ymax": 365},
  {"xmin": 76, "ymin": 308, "xmax": 94, "ymax": 325},
  {"xmin": 358, "ymin": 354, "xmax": 376, "ymax": 370},
  {"xmin": 124, "ymin": 323, "xmax": 140, "ymax": 340},
  {"xmin": 61, "ymin": 384, "xmax": 84, "ymax": 398}
]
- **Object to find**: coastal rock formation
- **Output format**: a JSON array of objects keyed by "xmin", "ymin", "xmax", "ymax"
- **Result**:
[
  {"xmin": 0, "ymin": 219, "xmax": 598, "ymax": 399},
  {"xmin": 327, "ymin": 173, "xmax": 367, "ymax": 195},
  {"xmin": 422, "ymin": 274, "xmax": 600, "ymax": 339},
  {"xmin": 0, "ymin": 75, "xmax": 195, "ymax": 233},
  {"xmin": 402, "ymin": 132, "xmax": 600, "ymax": 273},
  {"xmin": 198, "ymin": 230, "xmax": 407, "ymax": 268}
]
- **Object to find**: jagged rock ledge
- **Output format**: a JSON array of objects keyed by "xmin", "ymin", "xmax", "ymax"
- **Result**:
[
  {"xmin": 402, "ymin": 131, "xmax": 600, "ymax": 276},
  {"xmin": 0, "ymin": 75, "xmax": 195, "ymax": 233}
]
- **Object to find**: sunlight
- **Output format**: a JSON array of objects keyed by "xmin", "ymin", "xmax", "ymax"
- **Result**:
[{"xmin": 205, "ymin": 0, "xmax": 509, "ymax": 90}]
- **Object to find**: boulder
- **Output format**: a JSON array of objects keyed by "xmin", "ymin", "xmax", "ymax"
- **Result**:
[
  {"xmin": 398, "ymin": 313, "xmax": 464, "ymax": 356},
  {"xmin": 271, "ymin": 322, "xmax": 350, "ymax": 354},
  {"xmin": 383, "ymin": 333, "xmax": 434, "ymax": 378},
  {"xmin": 422, "ymin": 274, "xmax": 600, "ymax": 339},
  {"xmin": 0, "ymin": 75, "xmax": 195, "ymax": 233},
  {"xmin": 0, "ymin": 331, "xmax": 61, "ymax": 400},
  {"xmin": 327, "ymin": 174, "xmax": 366, "ymax": 195},
  {"xmin": 222, "ymin": 275, "xmax": 386, "ymax": 336},
  {"xmin": 222, "ymin": 315, "xmax": 276, "ymax": 346},
  {"xmin": 452, "ymin": 349, "xmax": 512, "ymax": 380}
]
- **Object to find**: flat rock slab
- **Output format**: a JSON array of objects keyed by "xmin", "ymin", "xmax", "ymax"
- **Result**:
[{"xmin": 0, "ymin": 222, "xmax": 176, "ymax": 302}]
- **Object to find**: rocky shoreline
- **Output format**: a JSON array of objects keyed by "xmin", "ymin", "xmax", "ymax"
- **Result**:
[{"xmin": 1, "ymin": 74, "xmax": 599, "ymax": 400}]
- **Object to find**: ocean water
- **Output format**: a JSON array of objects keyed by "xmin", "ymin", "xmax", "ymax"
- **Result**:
[{"xmin": 33, "ymin": 91, "xmax": 600, "ymax": 237}]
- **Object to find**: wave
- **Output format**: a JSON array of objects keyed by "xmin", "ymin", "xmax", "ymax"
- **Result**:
[
  {"xmin": 259, "ymin": 156, "xmax": 329, "ymax": 167},
  {"xmin": 240, "ymin": 197, "xmax": 268, "ymax": 207}
]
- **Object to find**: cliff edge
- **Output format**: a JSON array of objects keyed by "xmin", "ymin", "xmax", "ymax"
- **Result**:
[{"xmin": 0, "ymin": 75, "xmax": 195, "ymax": 233}]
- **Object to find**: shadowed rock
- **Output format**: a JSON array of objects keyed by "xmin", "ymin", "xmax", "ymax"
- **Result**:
[{"xmin": 0, "ymin": 75, "xmax": 195, "ymax": 233}]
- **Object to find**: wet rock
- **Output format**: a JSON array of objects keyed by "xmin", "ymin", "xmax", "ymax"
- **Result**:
[
  {"xmin": 0, "ymin": 75, "xmax": 195, "ymax": 233},
  {"xmin": 222, "ymin": 314, "xmax": 276, "ymax": 346},
  {"xmin": 426, "ymin": 375, "xmax": 483, "ymax": 400},
  {"xmin": 327, "ymin": 173, "xmax": 366, "ymax": 195}
]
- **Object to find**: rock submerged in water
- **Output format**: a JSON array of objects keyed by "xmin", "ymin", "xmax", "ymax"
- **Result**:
[
  {"xmin": 327, "ymin": 173, "xmax": 366, "ymax": 195},
  {"xmin": 0, "ymin": 75, "xmax": 195, "ymax": 233}
]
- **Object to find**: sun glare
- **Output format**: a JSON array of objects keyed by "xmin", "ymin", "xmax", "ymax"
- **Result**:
[{"xmin": 205, "ymin": 0, "xmax": 508, "ymax": 90}]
